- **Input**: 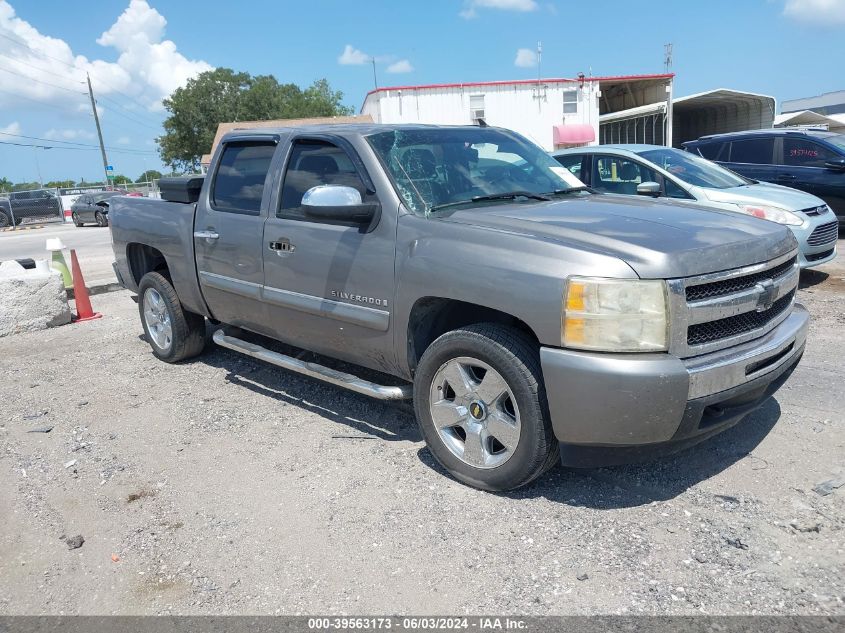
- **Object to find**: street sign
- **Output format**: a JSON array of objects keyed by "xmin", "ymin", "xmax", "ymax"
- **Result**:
[{"xmin": 106, "ymin": 165, "xmax": 114, "ymax": 172}]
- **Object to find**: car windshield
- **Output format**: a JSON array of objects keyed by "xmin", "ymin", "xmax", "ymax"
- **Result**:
[
  {"xmin": 638, "ymin": 147, "xmax": 750, "ymax": 189},
  {"xmin": 823, "ymin": 134, "xmax": 845, "ymax": 152},
  {"xmin": 366, "ymin": 127, "xmax": 586, "ymax": 215}
]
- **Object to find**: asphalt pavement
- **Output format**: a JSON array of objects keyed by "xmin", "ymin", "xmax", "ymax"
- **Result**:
[{"xmin": 0, "ymin": 223, "xmax": 116, "ymax": 284}]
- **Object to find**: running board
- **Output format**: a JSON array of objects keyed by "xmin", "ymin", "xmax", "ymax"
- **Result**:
[{"xmin": 212, "ymin": 330, "xmax": 413, "ymax": 401}]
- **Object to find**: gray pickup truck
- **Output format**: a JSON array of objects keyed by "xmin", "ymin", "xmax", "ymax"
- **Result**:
[{"xmin": 110, "ymin": 124, "xmax": 808, "ymax": 491}]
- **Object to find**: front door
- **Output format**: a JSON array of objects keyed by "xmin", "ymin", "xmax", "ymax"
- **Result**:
[
  {"xmin": 261, "ymin": 136, "xmax": 398, "ymax": 373},
  {"xmin": 779, "ymin": 136, "xmax": 845, "ymax": 215},
  {"xmin": 194, "ymin": 137, "xmax": 279, "ymax": 334}
]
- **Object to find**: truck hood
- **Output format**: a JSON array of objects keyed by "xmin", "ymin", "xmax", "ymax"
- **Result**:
[
  {"xmin": 445, "ymin": 194, "xmax": 797, "ymax": 279},
  {"xmin": 700, "ymin": 181, "xmax": 825, "ymax": 211}
]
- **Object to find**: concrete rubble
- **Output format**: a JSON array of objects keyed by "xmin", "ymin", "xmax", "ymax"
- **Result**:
[{"xmin": 0, "ymin": 259, "xmax": 72, "ymax": 338}]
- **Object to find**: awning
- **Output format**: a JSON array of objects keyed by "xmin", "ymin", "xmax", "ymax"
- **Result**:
[{"xmin": 553, "ymin": 123, "xmax": 595, "ymax": 145}]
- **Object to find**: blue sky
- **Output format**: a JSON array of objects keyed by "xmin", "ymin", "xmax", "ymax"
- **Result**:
[{"xmin": 0, "ymin": 0, "xmax": 841, "ymax": 183}]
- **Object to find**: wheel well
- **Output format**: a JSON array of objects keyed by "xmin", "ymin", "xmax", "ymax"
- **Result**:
[
  {"xmin": 126, "ymin": 243, "xmax": 169, "ymax": 286},
  {"xmin": 407, "ymin": 297, "xmax": 538, "ymax": 374}
]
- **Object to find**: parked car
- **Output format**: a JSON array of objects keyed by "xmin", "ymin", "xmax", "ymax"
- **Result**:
[
  {"xmin": 682, "ymin": 129, "xmax": 845, "ymax": 226},
  {"xmin": 552, "ymin": 145, "xmax": 837, "ymax": 268},
  {"xmin": 110, "ymin": 123, "xmax": 807, "ymax": 491},
  {"xmin": 0, "ymin": 189, "xmax": 62, "ymax": 226},
  {"xmin": 71, "ymin": 191, "xmax": 126, "ymax": 227}
]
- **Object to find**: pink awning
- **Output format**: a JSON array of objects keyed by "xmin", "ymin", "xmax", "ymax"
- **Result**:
[{"xmin": 553, "ymin": 124, "xmax": 595, "ymax": 145}]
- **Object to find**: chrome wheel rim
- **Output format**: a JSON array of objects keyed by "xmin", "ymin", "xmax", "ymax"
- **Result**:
[
  {"xmin": 429, "ymin": 357, "xmax": 521, "ymax": 469},
  {"xmin": 143, "ymin": 288, "xmax": 173, "ymax": 351}
]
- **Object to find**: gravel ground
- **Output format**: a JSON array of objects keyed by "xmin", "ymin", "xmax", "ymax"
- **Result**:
[{"xmin": 0, "ymin": 246, "xmax": 843, "ymax": 616}]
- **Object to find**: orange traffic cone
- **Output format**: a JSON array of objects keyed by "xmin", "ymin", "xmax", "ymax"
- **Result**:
[{"xmin": 69, "ymin": 249, "xmax": 102, "ymax": 323}]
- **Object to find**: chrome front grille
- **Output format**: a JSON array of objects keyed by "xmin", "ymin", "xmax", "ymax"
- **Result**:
[
  {"xmin": 800, "ymin": 205, "xmax": 828, "ymax": 217},
  {"xmin": 667, "ymin": 251, "xmax": 799, "ymax": 358},
  {"xmin": 807, "ymin": 220, "xmax": 839, "ymax": 247}
]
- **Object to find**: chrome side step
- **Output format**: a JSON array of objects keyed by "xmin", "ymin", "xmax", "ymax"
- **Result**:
[{"xmin": 212, "ymin": 330, "xmax": 413, "ymax": 401}]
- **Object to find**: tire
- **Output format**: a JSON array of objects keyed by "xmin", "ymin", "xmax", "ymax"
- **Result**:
[
  {"xmin": 413, "ymin": 323, "xmax": 558, "ymax": 492},
  {"xmin": 72, "ymin": 212, "xmax": 82, "ymax": 227},
  {"xmin": 138, "ymin": 271, "xmax": 206, "ymax": 363},
  {"xmin": 0, "ymin": 210, "xmax": 10, "ymax": 228},
  {"xmin": 95, "ymin": 210, "xmax": 108, "ymax": 227}
]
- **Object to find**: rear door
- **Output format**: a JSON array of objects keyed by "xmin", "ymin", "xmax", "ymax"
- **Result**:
[
  {"xmin": 723, "ymin": 136, "xmax": 777, "ymax": 183},
  {"xmin": 778, "ymin": 136, "xmax": 845, "ymax": 212},
  {"xmin": 194, "ymin": 136, "xmax": 280, "ymax": 334},
  {"xmin": 261, "ymin": 134, "xmax": 398, "ymax": 372}
]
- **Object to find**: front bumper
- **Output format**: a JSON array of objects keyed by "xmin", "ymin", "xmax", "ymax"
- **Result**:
[
  {"xmin": 540, "ymin": 303, "xmax": 809, "ymax": 467},
  {"xmin": 792, "ymin": 216, "xmax": 838, "ymax": 268}
]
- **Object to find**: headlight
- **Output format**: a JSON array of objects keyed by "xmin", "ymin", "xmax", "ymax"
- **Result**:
[
  {"xmin": 735, "ymin": 204, "xmax": 803, "ymax": 226},
  {"xmin": 563, "ymin": 277, "xmax": 668, "ymax": 352}
]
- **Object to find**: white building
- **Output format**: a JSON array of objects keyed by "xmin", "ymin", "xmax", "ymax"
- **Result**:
[{"xmin": 360, "ymin": 74, "xmax": 674, "ymax": 151}]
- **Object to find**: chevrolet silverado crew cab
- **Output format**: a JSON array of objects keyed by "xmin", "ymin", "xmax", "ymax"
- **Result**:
[{"xmin": 110, "ymin": 124, "xmax": 809, "ymax": 491}]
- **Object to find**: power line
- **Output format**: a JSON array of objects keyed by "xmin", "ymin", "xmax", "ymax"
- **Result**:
[
  {"xmin": 0, "ymin": 132, "xmax": 158, "ymax": 155},
  {"xmin": 0, "ymin": 51, "xmax": 85, "ymax": 84},
  {"xmin": 0, "ymin": 66, "xmax": 87, "ymax": 95},
  {"xmin": 0, "ymin": 86, "xmax": 85, "ymax": 113},
  {"xmin": 0, "ymin": 138, "xmax": 160, "ymax": 156}
]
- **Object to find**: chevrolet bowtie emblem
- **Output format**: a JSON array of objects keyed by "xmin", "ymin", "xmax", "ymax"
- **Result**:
[{"xmin": 755, "ymin": 279, "xmax": 776, "ymax": 312}]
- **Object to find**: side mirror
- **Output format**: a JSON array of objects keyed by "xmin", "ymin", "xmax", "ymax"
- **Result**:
[
  {"xmin": 824, "ymin": 158, "xmax": 845, "ymax": 172},
  {"xmin": 301, "ymin": 185, "xmax": 377, "ymax": 224},
  {"xmin": 636, "ymin": 181, "xmax": 661, "ymax": 197}
]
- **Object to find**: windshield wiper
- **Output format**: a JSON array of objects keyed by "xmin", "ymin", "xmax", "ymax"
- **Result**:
[
  {"xmin": 429, "ymin": 191, "xmax": 550, "ymax": 213},
  {"xmin": 545, "ymin": 186, "xmax": 595, "ymax": 195}
]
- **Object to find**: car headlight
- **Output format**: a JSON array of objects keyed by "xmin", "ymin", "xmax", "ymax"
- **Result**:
[
  {"xmin": 735, "ymin": 204, "xmax": 803, "ymax": 226},
  {"xmin": 563, "ymin": 277, "xmax": 668, "ymax": 352}
]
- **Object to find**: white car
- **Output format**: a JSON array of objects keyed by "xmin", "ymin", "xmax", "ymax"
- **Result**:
[{"xmin": 553, "ymin": 144, "xmax": 838, "ymax": 269}]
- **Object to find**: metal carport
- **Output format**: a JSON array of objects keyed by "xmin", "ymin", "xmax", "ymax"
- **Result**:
[{"xmin": 671, "ymin": 89, "xmax": 775, "ymax": 147}]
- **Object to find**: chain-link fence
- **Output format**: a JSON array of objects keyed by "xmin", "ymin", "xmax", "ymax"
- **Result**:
[
  {"xmin": 0, "ymin": 188, "xmax": 64, "ymax": 227},
  {"xmin": 0, "ymin": 182, "xmax": 163, "ymax": 228}
]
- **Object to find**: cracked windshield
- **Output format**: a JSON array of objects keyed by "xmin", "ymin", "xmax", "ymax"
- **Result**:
[{"xmin": 367, "ymin": 128, "xmax": 586, "ymax": 215}]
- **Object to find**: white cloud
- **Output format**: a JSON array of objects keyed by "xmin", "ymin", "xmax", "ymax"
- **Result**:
[
  {"xmin": 44, "ymin": 128, "xmax": 95, "ymax": 141},
  {"xmin": 386, "ymin": 59, "xmax": 414, "ymax": 73},
  {"xmin": 338, "ymin": 44, "xmax": 370, "ymax": 65},
  {"xmin": 783, "ymin": 0, "xmax": 845, "ymax": 25},
  {"xmin": 116, "ymin": 136, "xmax": 130, "ymax": 144},
  {"xmin": 1, "ymin": 121, "xmax": 22, "ymax": 135},
  {"xmin": 460, "ymin": 0, "xmax": 538, "ymax": 18},
  {"xmin": 0, "ymin": 0, "xmax": 211, "ymax": 113},
  {"xmin": 514, "ymin": 48, "xmax": 537, "ymax": 68}
]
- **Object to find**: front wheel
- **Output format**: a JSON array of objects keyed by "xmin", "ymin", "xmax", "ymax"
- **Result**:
[
  {"xmin": 138, "ymin": 271, "xmax": 206, "ymax": 363},
  {"xmin": 413, "ymin": 323, "xmax": 558, "ymax": 491},
  {"xmin": 72, "ymin": 212, "xmax": 82, "ymax": 227},
  {"xmin": 95, "ymin": 210, "xmax": 108, "ymax": 227},
  {"xmin": 0, "ymin": 211, "xmax": 10, "ymax": 228}
]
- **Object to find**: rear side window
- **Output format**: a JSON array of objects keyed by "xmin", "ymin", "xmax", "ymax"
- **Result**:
[
  {"xmin": 729, "ymin": 138, "xmax": 774, "ymax": 164},
  {"xmin": 554, "ymin": 154, "xmax": 585, "ymax": 180},
  {"xmin": 279, "ymin": 140, "xmax": 367, "ymax": 221},
  {"xmin": 211, "ymin": 141, "xmax": 276, "ymax": 215},
  {"xmin": 782, "ymin": 138, "xmax": 837, "ymax": 168},
  {"xmin": 592, "ymin": 156, "xmax": 657, "ymax": 195},
  {"xmin": 696, "ymin": 142, "xmax": 727, "ymax": 161}
]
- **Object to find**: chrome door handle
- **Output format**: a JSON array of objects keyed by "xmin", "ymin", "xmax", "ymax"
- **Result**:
[
  {"xmin": 269, "ymin": 238, "xmax": 295, "ymax": 254},
  {"xmin": 194, "ymin": 230, "xmax": 219, "ymax": 241}
]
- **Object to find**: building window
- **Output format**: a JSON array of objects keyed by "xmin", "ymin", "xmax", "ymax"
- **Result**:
[
  {"xmin": 470, "ymin": 94, "xmax": 485, "ymax": 121},
  {"xmin": 563, "ymin": 89, "xmax": 578, "ymax": 114}
]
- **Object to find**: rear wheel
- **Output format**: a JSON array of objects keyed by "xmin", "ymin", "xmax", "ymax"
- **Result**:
[
  {"xmin": 413, "ymin": 323, "xmax": 558, "ymax": 491},
  {"xmin": 0, "ymin": 210, "xmax": 10, "ymax": 228},
  {"xmin": 95, "ymin": 210, "xmax": 108, "ymax": 227},
  {"xmin": 72, "ymin": 212, "xmax": 83, "ymax": 227},
  {"xmin": 138, "ymin": 271, "xmax": 206, "ymax": 363}
]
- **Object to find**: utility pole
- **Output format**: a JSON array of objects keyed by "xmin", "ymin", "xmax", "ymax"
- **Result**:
[
  {"xmin": 371, "ymin": 58, "xmax": 378, "ymax": 90},
  {"xmin": 86, "ymin": 73, "xmax": 110, "ymax": 184}
]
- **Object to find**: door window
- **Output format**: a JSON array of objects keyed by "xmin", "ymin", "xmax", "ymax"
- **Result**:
[
  {"xmin": 592, "ymin": 156, "xmax": 657, "ymax": 195},
  {"xmin": 664, "ymin": 178, "xmax": 691, "ymax": 199},
  {"xmin": 211, "ymin": 141, "xmax": 276, "ymax": 215},
  {"xmin": 729, "ymin": 138, "xmax": 774, "ymax": 165},
  {"xmin": 279, "ymin": 140, "xmax": 368, "ymax": 221},
  {"xmin": 782, "ymin": 138, "xmax": 837, "ymax": 168}
]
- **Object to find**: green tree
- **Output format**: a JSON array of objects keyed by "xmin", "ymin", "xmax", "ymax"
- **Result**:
[
  {"xmin": 12, "ymin": 181, "xmax": 41, "ymax": 192},
  {"xmin": 158, "ymin": 68, "xmax": 353, "ymax": 171},
  {"xmin": 112, "ymin": 174, "xmax": 132, "ymax": 185},
  {"xmin": 45, "ymin": 180, "xmax": 76, "ymax": 189},
  {"xmin": 136, "ymin": 169, "xmax": 162, "ymax": 183},
  {"xmin": 0, "ymin": 177, "xmax": 12, "ymax": 192}
]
